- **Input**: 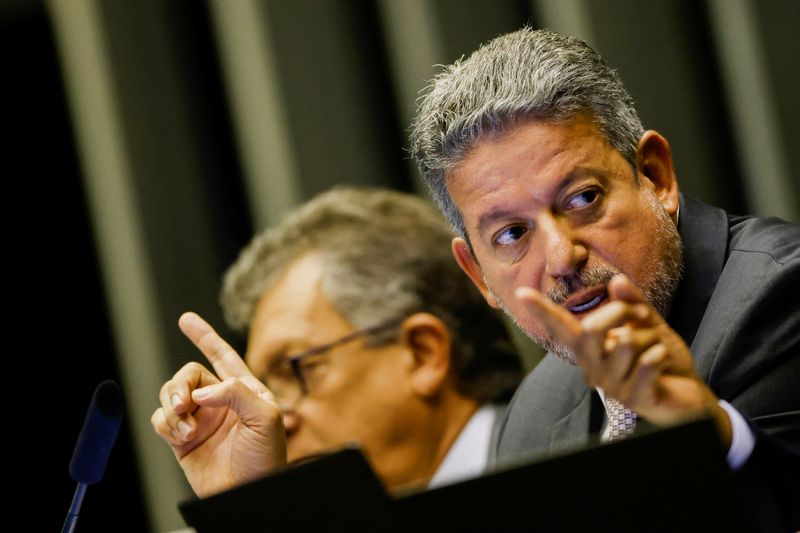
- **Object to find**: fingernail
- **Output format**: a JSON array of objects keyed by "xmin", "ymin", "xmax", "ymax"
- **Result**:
[
  {"xmin": 193, "ymin": 386, "xmax": 212, "ymax": 400},
  {"xmin": 171, "ymin": 429, "xmax": 181, "ymax": 442},
  {"xmin": 171, "ymin": 394, "xmax": 181, "ymax": 407},
  {"xmin": 178, "ymin": 420, "xmax": 192, "ymax": 438}
]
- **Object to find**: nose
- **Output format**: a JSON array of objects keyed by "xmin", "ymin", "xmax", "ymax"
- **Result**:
[{"xmin": 538, "ymin": 212, "xmax": 587, "ymax": 278}]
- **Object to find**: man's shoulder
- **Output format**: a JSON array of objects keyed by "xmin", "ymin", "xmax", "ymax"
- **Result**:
[
  {"xmin": 494, "ymin": 355, "xmax": 591, "ymax": 462},
  {"xmin": 712, "ymin": 212, "xmax": 800, "ymax": 311},
  {"xmin": 727, "ymin": 213, "xmax": 800, "ymax": 267},
  {"xmin": 692, "ymin": 210, "xmax": 800, "ymax": 405},
  {"xmin": 508, "ymin": 356, "xmax": 587, "ymax": 414}
]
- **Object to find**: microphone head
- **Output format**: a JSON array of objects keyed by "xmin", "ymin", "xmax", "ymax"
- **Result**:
[{"xmin": 69, "ymin": 380, "xmax": 125, "ymax": 485}]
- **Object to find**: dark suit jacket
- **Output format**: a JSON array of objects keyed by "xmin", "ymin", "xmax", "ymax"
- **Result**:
[{"xmin": 495, "ymin": 196, "xmax": 800, "ymax": 531}]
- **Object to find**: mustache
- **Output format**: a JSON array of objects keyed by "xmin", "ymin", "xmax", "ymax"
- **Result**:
[{"xmin": 546, "ymin": 266, "xmax": 619, "ymax": 305}]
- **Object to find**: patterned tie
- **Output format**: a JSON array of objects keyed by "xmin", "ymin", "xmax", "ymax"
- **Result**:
[{"xmin": 605, "ymin": 397, "xmax": 637, "ymax": 441}]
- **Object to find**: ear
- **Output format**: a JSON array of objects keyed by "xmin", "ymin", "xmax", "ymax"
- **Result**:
[
  {"xmin": 635, "ymin": 131, "xmax": 680, "ymax": 220},
  {"xmin": 451, "ymin": 237, "xmax": 500, "ymax": 308},
  {"xmin": 398, "ymin": 313, "xmax": 452, "ymax": 399}
]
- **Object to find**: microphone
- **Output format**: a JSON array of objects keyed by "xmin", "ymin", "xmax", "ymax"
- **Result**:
[{"xmin": 63, "ymin": 380, "xmax": 124, "ymax": 533}]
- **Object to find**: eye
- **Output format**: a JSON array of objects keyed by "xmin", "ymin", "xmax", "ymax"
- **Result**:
[
  {"xmin": 565, "ymin": 188, "xmax": 599, "ymax": 210},
  {"xmin": 297, "ymin": 356, "xmax": 327, "ymax": 386},
  {"xmin": 298, "ymin": 355, "xmax": 324, "ymax": 373},
  {"xmin": 494, "ymin": 225, "xmax": 528, "ymax": 246},
  {"xmin": 264, "ymin": 358, "xmax": 294, "ymax": 384}
]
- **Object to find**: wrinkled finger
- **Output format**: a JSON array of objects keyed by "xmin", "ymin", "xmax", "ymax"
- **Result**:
[
  {"xmin": 151, "ymin": 407, "xmax": 187, "ymax": 447},
  {"xmin": 606, "ymin": 274, "xmax": 667, "ymax": 328},
  {"xmin": 516, "ymin": 286, "xmax": 611, "ymax": 380},
  {"xmin": 159, "ymin": 362, "xmax": 217, "ymax": 417},
  {"xmin": 158, "ymin": 362, "xmax": 223, "ymax": 442},
  {"xmin": 157, "ymin": 381, "xmax": 196, "ymax": 441},
  {"xmin": 597, "ymin": 327, "xmax": 635, "ymax": 390},
  {"xmin": 515, "ymin": 286, "xmax": 582, "ymax": 345},
  {"xmin": 620, "ymin": 343, "xmax": 669, "ymax": 407},
  {"xmin": 572, "ymin": 328, "xmax": 611, "ymax": 387},
  {"xmin": 581, "ymin": 300, "xmax": 650, "ymax": 334},
  {"xmin": 604, "ymin": 327, "xmax": 661, "ymax": 385},
  {"xmin": 192, "ymin": 377, "xmax": 283, "ymax": 436},
  {"xmin": 179, "ymin": 312, "xmax": 253, "ymax": 381}
]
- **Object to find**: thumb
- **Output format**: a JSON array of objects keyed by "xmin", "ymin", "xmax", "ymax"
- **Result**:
[{"xmin": 192, "ymin": 378, "xmax": 283, "ymax": 434}]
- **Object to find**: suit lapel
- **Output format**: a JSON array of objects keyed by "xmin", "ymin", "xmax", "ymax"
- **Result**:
[
  {"xmin": 667, "ymin": 195, "xmax": 728, "ymax": 381},
  {"xmin": 550, "ymin": 387, "xmax": 594, "ymax": 451}
]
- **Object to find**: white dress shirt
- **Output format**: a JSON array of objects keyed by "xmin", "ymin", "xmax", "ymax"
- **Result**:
[{"xmin": 428, "ymin": 404, "xmax": 497, "ymax": 488}]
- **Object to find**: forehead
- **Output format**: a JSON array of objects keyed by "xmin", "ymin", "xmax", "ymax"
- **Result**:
[
  {"xmin": 447, "ymin": 116, "xmax": 625, "ymax": 229},
  {"xmin": 245, "ymin": 253, "xmax": 354, "ymax": 362},
  {"xmin": 256, "ymin": 253, "xmax": 328, "ymax": 323}
]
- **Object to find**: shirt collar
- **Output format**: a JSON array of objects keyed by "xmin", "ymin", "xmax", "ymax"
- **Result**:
[{"xmin": 427, "ymin": 404, "xmax": 497, "ymax": 488}]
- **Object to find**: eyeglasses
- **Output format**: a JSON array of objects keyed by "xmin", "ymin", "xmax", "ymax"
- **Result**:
[{"xmin": 262, "ymin": 317, "xmax": 404, "ymax": 408}]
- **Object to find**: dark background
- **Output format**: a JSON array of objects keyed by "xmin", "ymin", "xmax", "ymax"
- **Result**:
[{"xmin": 4, "ymin": 0, "xmax": 797, "ymax": 530}]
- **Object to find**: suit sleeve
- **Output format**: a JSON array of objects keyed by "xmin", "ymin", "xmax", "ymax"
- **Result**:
[{"xmin": 704, "ymin": 246, "xmax": 800, "ymax": 532}]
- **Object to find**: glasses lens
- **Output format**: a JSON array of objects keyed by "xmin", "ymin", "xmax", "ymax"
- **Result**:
[{"xmin": 263, "ymin": 361, "xmax": 301, "ymax": 408}]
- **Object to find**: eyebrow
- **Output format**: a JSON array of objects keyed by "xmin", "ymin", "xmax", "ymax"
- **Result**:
[
  {"xmin": 474, "ymin": 167, "xmax": 608, "ymax": 237},
  {"xmin": 251, "ymin": 340, "xmax": 303, "ymax": 377},
  {"xmin": 477, "ymin": 209, "xmax": 524, "ymax": 237}
]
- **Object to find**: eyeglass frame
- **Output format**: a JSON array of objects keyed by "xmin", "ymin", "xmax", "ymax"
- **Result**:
[{"xmin": 262, "ymin": 316, "xmax": 405, "ymax": 406}]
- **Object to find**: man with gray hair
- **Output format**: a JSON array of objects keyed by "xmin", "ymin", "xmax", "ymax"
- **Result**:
[
  {"xmin": 409, "ymin": 27, "xmax": 799, "ymax": 530},
  {"xmin": 152, "ymin": 187, "xmax": 522, "ymax": 496}
]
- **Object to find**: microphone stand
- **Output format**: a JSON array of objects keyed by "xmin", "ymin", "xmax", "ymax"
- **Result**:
[{"xmin": 62, "ymin": 482, "xmax": 87, "ymax": 533}]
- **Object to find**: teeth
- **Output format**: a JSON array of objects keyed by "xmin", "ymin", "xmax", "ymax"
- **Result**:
[{"xmin": 569, "ymin": 294, "xmax": 604, "ymax": 313}]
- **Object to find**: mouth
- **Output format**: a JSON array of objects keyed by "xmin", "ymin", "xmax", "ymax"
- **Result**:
[{"xmin": 563, "ymin": 287, "xmax": 608, "ymax": 315}]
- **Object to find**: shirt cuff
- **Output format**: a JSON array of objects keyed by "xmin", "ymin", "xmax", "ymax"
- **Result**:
[{"xmin": 718, "ymin": 400, "xmax": 755, "ymax": 470}]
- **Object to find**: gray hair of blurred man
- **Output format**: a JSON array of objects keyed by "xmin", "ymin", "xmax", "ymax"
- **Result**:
[
  {"xmin": 221, "ymin": 187, "xmax": 523, "ymax": 402},
  {"xmin": 409, "ymin": 27, "xmax": 645, "ymax": 239}
]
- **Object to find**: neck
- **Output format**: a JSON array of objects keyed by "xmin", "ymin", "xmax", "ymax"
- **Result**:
[{"xmin": 384, "ymin": 392, "xmax": 480, "ymax": 492}]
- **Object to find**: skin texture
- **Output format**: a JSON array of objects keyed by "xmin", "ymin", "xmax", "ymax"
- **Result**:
[
  {"xmin": 448, "ymin": 114, "xmax": 732, "ymax": 444},
  {"xmin": 150, "ymin": 312, "xmax": 287, "ymax": 498},
  {"xmin": 152, "ymin": 253, "xmax": 477, "ymax": 495}
]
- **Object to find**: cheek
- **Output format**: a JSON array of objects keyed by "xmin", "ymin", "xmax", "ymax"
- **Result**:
[
  {"xmin": 299, "ymin": 367, "xmax": 404, "ymax": 440},
  {"xmin": 482, "ymin": 258, "xmax": 534, "ymax": 296},
  {"xmin": 286, "ymin": 399, "xmax": 365, "ymax": 462},
  {"xmin": 589, "ymin": 203, "xmax": 664, "ymax": 281}
]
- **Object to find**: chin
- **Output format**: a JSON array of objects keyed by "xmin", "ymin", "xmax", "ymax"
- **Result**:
[{"xmin": 508, "ymin": 313, "xmax": 578, "ymax": 365}]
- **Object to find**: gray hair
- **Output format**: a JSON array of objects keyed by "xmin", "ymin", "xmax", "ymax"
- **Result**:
[
  {"xmin": 221, "ymin": 187, "xmax": 522, "ymax": 402},
  {"xmin": 409, "ymin": 27, "xmax": 645, "ymax": 238}
]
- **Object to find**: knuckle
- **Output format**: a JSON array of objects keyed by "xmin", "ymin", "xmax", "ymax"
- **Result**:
[
  {"xmin": 610, "ymin": 301, "xmax": 627, "ymax": 314},
  {"xmin": 241, "ymin": 374, "xmax": 262, "ymax": 389},
  {"xmin": 150, "ymin": 408, "xmax": 163, "ymax": 428},
  {"xmin": 183, "ymin": 361, "xmax": 206, "ymax": 377},
  {"xmin": 220, "ymin": 376, "xmax": 240, "ymax": 394},
  {"xmin": 264, "ymin": 403, "xmax": 282, "ymax": 423}
]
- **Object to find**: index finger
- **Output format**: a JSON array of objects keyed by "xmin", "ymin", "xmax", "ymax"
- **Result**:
[
  {"xmin": 515, "ymin": 286, "xmax": 582, "ymax": 345},
  {"xmin": 179, "ymin": 311, "xmax": 253, "ymax": 380}
]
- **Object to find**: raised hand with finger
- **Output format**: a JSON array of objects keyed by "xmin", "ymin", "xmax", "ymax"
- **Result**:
[
  {"xmin": 150, "ymin": 312, "xmax": 287, "ymax": 497},
  {"xmin": 515, "ymin": 274, "xmax": 732, "ymax": 446}
]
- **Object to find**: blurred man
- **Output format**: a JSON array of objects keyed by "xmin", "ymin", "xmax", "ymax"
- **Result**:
[
  {"xmin": 151, "ymin": 187, "xmax": 523, "ymax": 496},
  {"xmin": 409, "ymin": 27, "xmax": 799, "ymax": 530}
]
